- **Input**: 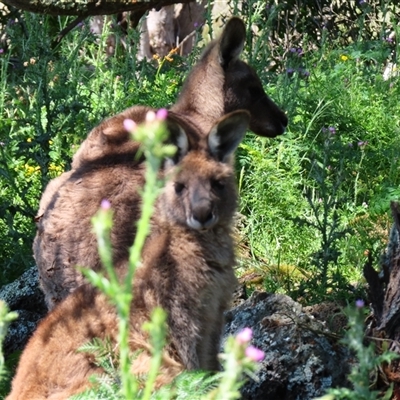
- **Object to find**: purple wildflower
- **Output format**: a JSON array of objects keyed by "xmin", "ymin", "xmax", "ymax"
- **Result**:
[
  {"xmin": 0, "ymin": 49, "xmax": 4, "ymax": 54},
  {"xmin": 101, "ymin": 199, "xmax": 111, "ymax": 210},
  {"xmin": 236, "ymin": 328, "xmax": 253, "ymax": 344},
  {"xmin": 156, "ymin": 108, "xmax": 168, "ymax": 121},
  {"xmin": 123, "ymin": 118, "xmax": 137, "ymax": 132},
  {"xmin": 355, "ymin": 299, "xmax": 365, "ymax": 308},
  {"xmin": 328, "ymin": 126, "xmax": 336, "ymax": 135},
  {"xmin": 245, "ymin": 346, "xmax": 265, "ymax": 362}
]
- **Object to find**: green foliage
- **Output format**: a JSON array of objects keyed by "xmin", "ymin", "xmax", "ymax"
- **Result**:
[
  {"xmin": 1, "ymin": 0, "xmax": 399, "ymax": 302},
  {"xmin": 234, "ymin": 0, "xmax": 400, "ymax": 303},
  {"xmin": 316, "ymin": 303, "xmax": 398, "ymax": 400}
]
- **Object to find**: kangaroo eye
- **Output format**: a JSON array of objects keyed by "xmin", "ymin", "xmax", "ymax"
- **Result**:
[
  {"xmin": 211, "ymin": 179, "xmax": 225, "ymax": 191},
  {"xmin": 174, "ymin": 182, "xmax": 186, "ymax": 195}
]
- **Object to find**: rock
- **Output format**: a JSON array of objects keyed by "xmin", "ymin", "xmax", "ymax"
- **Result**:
[
  {"xmin": 0, "ymin": 268, "xmax": 354, "ymax": 398},
  {"xmin": 0, "ymin": 267, "xmax": 47, "ymax": 357},
  {"xmin": 223, "ymin": 291, "xmax": 353, "ymax": 400}
]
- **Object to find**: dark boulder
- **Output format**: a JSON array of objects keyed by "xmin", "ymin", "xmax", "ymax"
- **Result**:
[
  {"xmin": 0, "ymin": 267, "xmax": 47, "ymax": 357},
  {"xmin": 224, "ymin": 291, "xmax": 353, "ymax": 400}
]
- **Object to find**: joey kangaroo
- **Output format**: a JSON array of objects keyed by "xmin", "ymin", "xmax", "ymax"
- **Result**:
[
  {"xmin": 7, "ymin": 111, "xmax": 250, "ymax": 400},
  {"xmin": 35, "ymin": 17, "xmax": 287, "ymax": 310}
]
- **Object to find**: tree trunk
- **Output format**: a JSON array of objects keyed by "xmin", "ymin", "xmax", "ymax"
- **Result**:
[
  {"xmin": 364, "ymin": 201, "xmax": 400, "ymax": 392},
  {"xmin": 1, "ymin": 0, "xmax": 194, "ymax": 17}
]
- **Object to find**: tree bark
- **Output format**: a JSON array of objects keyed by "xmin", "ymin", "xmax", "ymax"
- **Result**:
[
  {"xmin": 1, "ymin": 0, "xmax": 194, "ymax": 17},
  {"xmin": 364, "ymin": 201, "xmax": 400, "ymax": 391}
]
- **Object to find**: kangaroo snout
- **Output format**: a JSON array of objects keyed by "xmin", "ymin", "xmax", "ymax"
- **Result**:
[{"xmin": 188, "ymin": 200, "xmax": 217, "ymax": 230}]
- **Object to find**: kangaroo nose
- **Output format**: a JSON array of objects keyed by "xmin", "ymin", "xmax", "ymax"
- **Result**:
[{"xmin": 188, "ymin": 200, "xmax": 217, "ymax": 230}]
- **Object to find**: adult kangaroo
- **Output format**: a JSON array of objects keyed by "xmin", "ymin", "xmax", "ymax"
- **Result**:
[
  {"xmin": 34, "ymin": 16, "xmax": 287, "ymax": 309},
  {"xmin": 7, "ymin": 111, "xmax": 249, "ymax": 400},
  {"xmin": 170, "ymin": 16, "xmax": 288, "ymax": 138}
]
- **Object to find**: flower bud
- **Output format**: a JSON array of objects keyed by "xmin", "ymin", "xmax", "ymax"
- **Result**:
[
  {"xmin": 245, "ymin": 345, "xmax": 265, "ymax": 362},
  {"xmin": 123, "ymin": 119, "xmax": 136, "ymax": 133},
  {"xmin": 101, "ymin": 199, "xmax": 111, "ymax": 210},
  {"xmin": 236, "ymin": 327, "xmax": 253, "ymax": 344}
]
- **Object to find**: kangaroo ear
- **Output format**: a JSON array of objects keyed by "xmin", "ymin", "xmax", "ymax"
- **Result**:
[
  {"xmin": 219, "ymin": 17, "xmax": 246, "ymax": 68},
  {"xmin": 165, "ymin": 119, "xmax": 189, "ymax": 164},
  {"xmin": 208, "ymin": 110, "xmax": 250, "ymax": 162}
]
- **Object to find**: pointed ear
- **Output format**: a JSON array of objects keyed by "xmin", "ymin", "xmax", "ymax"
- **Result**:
[
  {"xmin": 219, "ymin": 17, "xmax": 246, "ymax": 68},
  {"xmin": 165, "ymin": 118, "xmax": 189, "ymax": 164},
  {"xmin": 208, "ymin": 110, "xmax": 250, "ymax": 162}
]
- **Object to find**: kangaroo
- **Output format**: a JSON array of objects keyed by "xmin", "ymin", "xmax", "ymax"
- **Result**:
[
  {"xmin": 34, "ymin": 17, "xmax": 287, "ymax": 310},
  {"xmin": 170, "ymin": 16, "xmax": 288, "ymax": 138},
  {"xmin": 7, "ymin": 110, "xmax": 249, "ymax": 400},
  {"xmin": 34, "ymin": 106, "xmax": 181, "ymax": 309}
]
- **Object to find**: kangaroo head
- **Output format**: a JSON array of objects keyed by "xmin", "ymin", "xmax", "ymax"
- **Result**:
[
  {"xmin": 160, "ymin": 110, "xmax": 250, "ymax": 231},
  {"xmin": 218, "ymin": 17, "xmax": 288, "ymax": 137},
  {"xmin": 172, "ymin": 17, "xmax": 287, "ymax": 138}
]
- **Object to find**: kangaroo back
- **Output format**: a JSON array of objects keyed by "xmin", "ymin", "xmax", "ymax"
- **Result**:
[{"xmin": 34, "ymin": 107, "xmax": 189, "ymax": 309}]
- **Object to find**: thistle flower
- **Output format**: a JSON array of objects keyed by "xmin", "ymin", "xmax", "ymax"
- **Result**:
[
  {"xmin": 101, "ymin": 199, "xmax": 111, "ymax": 210},
  {"xmin": 123, "ymin": 118, "xmax": 137, "ymax": 133},
  {"xmin": 156, "ymin": 108, "xmax": 168, "ymax": 121},
  {"xmin": 245, "ymin": 345, "xmax": 265, "ymax": 362},
  {"xmin": 236, "ymin": 327, "xmax": 253, "ymax": 344},
  {"xmin": 355, "ymin": 299, "xmax": 365, "ymax": 308}
]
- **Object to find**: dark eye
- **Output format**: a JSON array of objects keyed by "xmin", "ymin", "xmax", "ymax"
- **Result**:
[
  {"xmin": 211, "ymin": 179, "xmax": 225, "ymax": 191},
  {"xmin": 174, "ymin": 182, "xmax": 185, "ymax": 195}
]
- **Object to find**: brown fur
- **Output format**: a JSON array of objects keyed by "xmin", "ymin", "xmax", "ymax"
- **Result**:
[
  {"xmin": 34, "ymin": 17, "xmax": 287, "ymax": 310},
  {"xmin": 170, "ymin": 17, "xmax": 288, "ymax": 138},
  {"xmin": 6, "ymin": 284, "xmax": 183, "ymax": 400},
  {"xmin": 8, "ymin": 111, "xmax": 249, "ymax": 399},
  {"xmin": 34, "ymin": 107, "xmax": 150, "ymax": 308}
]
